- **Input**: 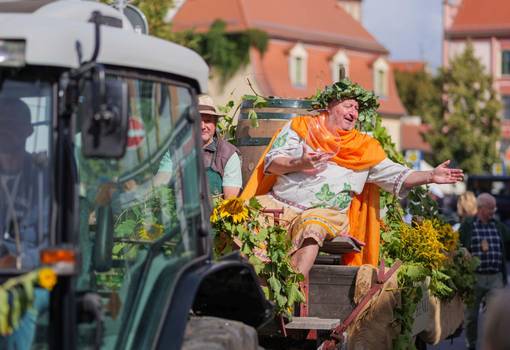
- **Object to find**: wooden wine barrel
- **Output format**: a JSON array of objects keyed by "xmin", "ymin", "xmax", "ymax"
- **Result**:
[{"xmin": 236, "ymin": 98, "xmax": 317, "ymax": 185}]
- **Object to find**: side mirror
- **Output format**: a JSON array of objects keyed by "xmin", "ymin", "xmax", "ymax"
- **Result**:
[
  {"xmin": 93, "ymin": 205, "xmax": 114, "ymax": 272},
  {"xmin": 81, "ymin": 70, "xmax": 128, "ymax": 158}
]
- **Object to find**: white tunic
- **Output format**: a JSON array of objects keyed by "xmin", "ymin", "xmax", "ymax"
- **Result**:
[{"xmin": 264, "ymin": 123, "xmax": 414, "ymax": 213}]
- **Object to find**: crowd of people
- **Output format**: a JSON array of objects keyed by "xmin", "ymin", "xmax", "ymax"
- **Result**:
[{"xmin": 422, "ymin": 189, "xmax": 510, "ymax": 349}]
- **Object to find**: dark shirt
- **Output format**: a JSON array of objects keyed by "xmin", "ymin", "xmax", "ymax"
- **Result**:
[
  {"xmin": 471, "ymin": 218, "xmax": 502, "ymax": 273},
  {"xmin": 0, "ymin": 153, "xmax": 49, "ymax": 269}
]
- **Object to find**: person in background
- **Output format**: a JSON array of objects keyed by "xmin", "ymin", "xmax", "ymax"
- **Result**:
[
  {"xmin": 0, "ymin": 98, "xmax": 48, "ymax": 269},
  {"xmin": 482, "ymin": 289, "xmax": 510, "ymax": 350},
  {"xmin": 0, "ymin": 98, "xmax": 50, "ymax": 349},
  {"xmin": 452, "ymin": 191, "xmax": 477, "ymax": 231},
  {"xmin": 459, "ymin": 193, "xmax": 510, "ymax": 350},
  {"xmin": 156, "ymin": 95, "xmax": 242, "ymax": 199}
]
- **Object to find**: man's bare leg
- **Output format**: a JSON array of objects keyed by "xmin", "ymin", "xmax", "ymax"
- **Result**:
[{"xmin": 291, "ymin": 238, "xmax": 319, "ymax": 280}]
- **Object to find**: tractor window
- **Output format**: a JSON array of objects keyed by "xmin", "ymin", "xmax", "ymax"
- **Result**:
[
  {"xmin": 76, "ymin": 76, "xmax": 203, "ymax": 348},
  {"xmin": 0, "ymin": 78, "xmax": 52, "ymax": 271}
]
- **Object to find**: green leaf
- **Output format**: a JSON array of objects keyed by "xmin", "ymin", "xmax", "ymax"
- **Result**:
[
  {"xmin": 254, "ymin": 95, "xmax": 267, "ymax": 107},
  {"xmin": 115, "ymin": 219, "xmax": 137, "ymax": 236},
  {"xmin": 267, "ymin": 276, "xmax": 281, "ymax": 294},
  {"xmin": 247, "ymin": 109, "xmax": 259, "ymax": 128},
  {"xmin": 243, "ymin": 95, "xmax": 257, "ymax": 101}
]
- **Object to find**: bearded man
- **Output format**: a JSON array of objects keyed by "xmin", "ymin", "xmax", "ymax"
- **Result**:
[{"xmin": 242, "ymin": 80, "xmax": 463, "ymax": 279}]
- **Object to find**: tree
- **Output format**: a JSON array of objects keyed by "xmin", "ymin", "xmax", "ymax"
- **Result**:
[
  {"xmin": 423, "ymin": 42, "xmax": 501, "ymax": 174},
  {"xmin": 394, "ymin": 69, "xmax": 441, "ymax": 118}
]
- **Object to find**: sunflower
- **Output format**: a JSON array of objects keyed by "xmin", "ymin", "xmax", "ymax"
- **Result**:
[
  {"xmin": 138, "ymin": 224, "xmax": 164, "ymax": 240},
  {"xmin": 210, "ymin": 207, "xmax": 220, "ymax": 223},
  {"xmin": 218, "ymin": 198, "xmax": 249, "ymax": 223},
  {"xmin": 38, "ymin": 267, "xmax": 57, "ymax": 290}
]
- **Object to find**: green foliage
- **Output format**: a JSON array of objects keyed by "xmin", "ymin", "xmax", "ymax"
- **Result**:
[
  {"xmin": 212, "ymin": 198, "xmax": 304, "ymax": 318},
  {"xmin": 311, "ymin": 78, "xmax": 380, "ymax": 128},
  {"xmin": 96, "ymin": 186, "xmax": 177, "ymax": 290},
  {"xmin": 394, "ymin": 69, "xmax": 441, "ymax": 118},
  {"xmin": 188, "ymin": 20, "xmax": 268, "ymax": 85},
  {"xmin": 393, "ymin": 263, "xmax": 427, "ymax": 350},
  {"xmin": 439, "ymin": 248, "xmax": 479, "ymax": 305},
  {"xmin": 424, "ymin": 42, "xmax": 502, "ymax": 174},
  {"xmin": 216, "ymin": 94, "xmax": 267, "ymax": 143}
]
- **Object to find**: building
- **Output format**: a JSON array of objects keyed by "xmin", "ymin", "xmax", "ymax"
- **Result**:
[
  {"xmin": 392, "ymin": 60, "xmax": 428, "ymax": 74},
  {"xmin": 172, "ymin": 0, "xmax": 406, "ymax": 149},
  {"xmin": 443, "ymin": 0, "xmax": 510, "ymax": 167}
]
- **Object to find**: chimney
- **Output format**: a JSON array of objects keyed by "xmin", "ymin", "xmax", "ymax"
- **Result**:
[{"xmin": 337, "ymin": 0, "xmax": 362, "ymax": 22}]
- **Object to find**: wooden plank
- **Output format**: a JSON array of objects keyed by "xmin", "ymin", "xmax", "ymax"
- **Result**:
[
  {"xmin": 320, "ymin": 236, "xmax": 361, "ymax": 254},
  {"xmin": 308, "ymin": 304, "xmax": 355, "ymax": 321},
  {"xmin": 309, "ymin": 265, "xmax": 358, "ymax": 285},
  {"xmin": 314, "ymin": 255, "xmax": 342, "ymax": 265},
  {"xmin": 285, "ymin": 317, "xmax": 340, "ymax": 330},
  {"xmin": 307, "ymin": 265, "xmax": 358, "ymax": 320},
  {"xmin": 308, "ymin": 285, "xmax": 355, "ymax": 304}
]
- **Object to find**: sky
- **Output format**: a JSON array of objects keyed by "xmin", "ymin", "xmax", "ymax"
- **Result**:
[{"xmin": 362, "ymin": 0, "xmax": 443, "ymax": 71}]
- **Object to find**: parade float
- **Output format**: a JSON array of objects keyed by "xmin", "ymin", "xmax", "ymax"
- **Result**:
[{"xmin": 209, "ymin": 84, "xmax": 478, "ymax": 349}]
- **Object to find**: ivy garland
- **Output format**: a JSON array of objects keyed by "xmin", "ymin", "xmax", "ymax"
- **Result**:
[{"xmin": 310, "ymin": 78, "xmax": 379, "ymax": 127}]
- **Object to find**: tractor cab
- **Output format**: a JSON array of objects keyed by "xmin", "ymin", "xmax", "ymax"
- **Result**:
[{"xmin": 0, "ymin": 1, "xmax": 271, "ymax": 349}]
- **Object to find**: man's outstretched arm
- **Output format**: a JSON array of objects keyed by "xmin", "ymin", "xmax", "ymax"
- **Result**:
[{"xmin": 402, "ymin": 160, "xmax": 464, "ymax": 190}]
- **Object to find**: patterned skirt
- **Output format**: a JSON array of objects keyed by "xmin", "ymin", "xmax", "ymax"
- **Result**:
[{"xmin": 256, "ymin": 194, "xmax": 349, "ymax": 254}]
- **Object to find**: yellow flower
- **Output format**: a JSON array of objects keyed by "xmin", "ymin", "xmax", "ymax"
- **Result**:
[
  {"xmin": 38, "ymin": 268, "xmax": 57, "ymax": 290},
  {"xmin": 138, "ymin": 224, "xmax": 164, "ymax": 240},
  {"xmin": 218, "ymin": 198, "xmax": 249, "ymax": 223},
  {"xmin": 210, "ymin": 207, "xmax": 220, "ymax": 223}
]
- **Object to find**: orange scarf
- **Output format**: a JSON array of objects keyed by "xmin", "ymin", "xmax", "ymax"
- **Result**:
[{"xmin": 241, "ymin": 114, "xmax": 386, "ymax": 266}]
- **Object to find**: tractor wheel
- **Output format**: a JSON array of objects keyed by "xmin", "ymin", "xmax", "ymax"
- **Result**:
[{"xmin": 181, "ymin": 316, "xmax": 262, "ymax": 350}]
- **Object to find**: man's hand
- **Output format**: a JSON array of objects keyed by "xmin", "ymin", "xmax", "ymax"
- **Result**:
[
  {"xmin": 297, "ymin": 145, "xmax": 333, "ymax": 175},
  {"xmin": 430, "ymin": 160, "xmax": 464, "ymax": 184},
  {"xmin": 266, "ymin": 144, "xmax": 333, "ymax": 176}
]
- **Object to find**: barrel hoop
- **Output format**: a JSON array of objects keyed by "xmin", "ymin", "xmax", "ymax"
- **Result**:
[
  {"xmin": 239, "ymin": 112, "xmax": 302, "ymax": 120},
  {"xmin": 242, "ymin": 99, "xmax": 313, "ymax": 109},
  {"xmin": 236, "ymin": 137, "xmax": 272, "ymax": 146}
]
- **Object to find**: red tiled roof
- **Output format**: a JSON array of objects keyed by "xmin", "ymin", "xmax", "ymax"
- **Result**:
[
  {"xmin": 391, "ymin": 61, "xmax": 426, "ymax": 73},
  {"xmin": 401, "ymin": 123, "xmax": 431, "ymax": 152},
  {"xmin": 173, "ymin": 0, "xmax": 387, "ymax": 53},
  {"xmin": 447, "ymin": 0, "xmax": 510, "ymax": 37},
  {"xmin": 173, "ymin": 0, "xmax": 405, "ymax": 116},
  {"xmin": 250, "ymin": 40, "xmax": 406, "ymax": 116}
]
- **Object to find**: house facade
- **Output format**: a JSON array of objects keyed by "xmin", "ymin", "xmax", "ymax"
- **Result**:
[
  {"xmin": 443, "ymin": 0, "xmax": 510, "ymax": 169},
  {"xmin": 173, "ymin": 0, "xmax": 406, "ymax": 149}
]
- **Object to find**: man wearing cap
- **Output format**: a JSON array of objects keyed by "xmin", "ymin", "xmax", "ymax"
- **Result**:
[
  {"xmin": 157, "ymin": 95, "xmax": 242, "ymax": 198},
  {"xmin": 0, "ymin": 98, "xmax": 49, "ymax": 269},
  {"xmin": 242, "ymin": 79, "xmax": 464, "ymax": 279}
]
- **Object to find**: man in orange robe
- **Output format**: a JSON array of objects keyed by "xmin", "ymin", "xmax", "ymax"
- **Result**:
[{"xmin": 242, "ymin": 80, "xmax": 463, "ymax": 280}]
